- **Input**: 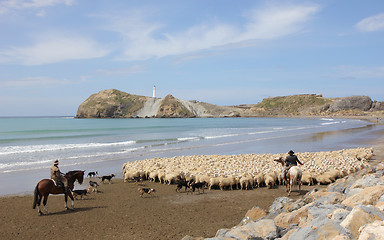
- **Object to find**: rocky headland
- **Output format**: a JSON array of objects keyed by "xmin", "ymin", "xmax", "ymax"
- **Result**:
[{"xmin": 76, "ymin": 89, "xmax": 384, "ymax": 118}]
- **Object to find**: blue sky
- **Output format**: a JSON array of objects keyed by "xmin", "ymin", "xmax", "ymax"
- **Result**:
[{"xmin": 0, "ymin": 0, "xmax": 383, "ymax": 116}]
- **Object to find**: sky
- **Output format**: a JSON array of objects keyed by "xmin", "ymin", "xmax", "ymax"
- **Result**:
[{"xmin": 0, "ymin": 0, "xmax": 383, "ymax": 116}]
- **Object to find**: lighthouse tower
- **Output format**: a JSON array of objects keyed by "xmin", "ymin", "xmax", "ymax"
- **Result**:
[{"xmin": 153, "ymin": 85, "xmax": 156, "ymax": 98}]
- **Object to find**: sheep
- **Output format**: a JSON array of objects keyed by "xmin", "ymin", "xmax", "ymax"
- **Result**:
[
  {"xmin": 209, "ymin": 177, "xmax": 220, "ymax": 190},
  {"xmin": 264, "ymin": 173, "xmax": 277, "ymax": 189},
  {"xmin": 164, "ymin": 173, "xmax": 178, "ymax": 185},
  {"xmin": 239, "ymin": 176, "xmax": 253, "ymax": 190},
  {"xmin": 253, "ymin": 174, "xmax": 265, "ymax": 188},
  {"xmin": 316, "ymin": 172, "xmax": 333, "ymax": 185},
  {"xmin": 121, "ymin": 147, "xmax": 373, "ymax": 189},
  {"xmin": 148, "ymin": 171, "xmax": 159, "ymax": 182},
  {"xmin": 158, "ymin": 171, "xmax": 166, "ymax": 184},
  {"xmin": 301, "ymin": 171, "xmax": 315, "ymax": 186},
  {"xmin": 219, "ymin": 176, "xmax": 236, "ymax": 190},
  {"xmin": 123, "ymin": 170, "xmax": 140, "ymax": 182},
  {"xmin": 328, "ymin": 169, "xmax": 340, "ymax": 182}
]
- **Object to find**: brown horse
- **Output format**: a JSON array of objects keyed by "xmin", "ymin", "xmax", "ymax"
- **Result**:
[
  {"xmin": 33, "ymin": 170, "xmax": 85, "ymax": 215},
  {"xmin": 274, "ymin": 157, "xmax": 302, "ymax": 196}
]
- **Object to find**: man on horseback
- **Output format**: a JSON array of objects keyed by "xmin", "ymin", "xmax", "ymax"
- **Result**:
[
  {"xmin": 283, "ymin": 150, "xmax": 303, "ymax": 182},
  {"xmin": 50, "ymin": 160, "xmax": 68, "ymax": 193}
]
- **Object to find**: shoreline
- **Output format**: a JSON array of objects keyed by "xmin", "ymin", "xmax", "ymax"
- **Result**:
[
  {"xmin": 0, "ymin": 116, "xmax": 382, "ymax": 197},
  {"xmin": 1, "ymin": 119, "xmax": 383, "ymax": 239}
]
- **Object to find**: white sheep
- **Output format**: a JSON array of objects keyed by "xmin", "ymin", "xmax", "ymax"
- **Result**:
[
  {"xmin": 301, "ymin": 171, "xmax": 315, "ymax": 186},
  {"xmin": 264, "ymin": 173, "xmax": 277, "ymax": 189},
  {"xmin": 239, "ymin": 176, "xmax": 253, "ymax": 190},
  {"xmin": 253, "ymin": 174, "xmax": 265, "ymax": 188},
  {"xmin": 219, "ymin": 176, "xmax": 236, "ymax": 190},
  {"xmin": 209, "ymin": 177, "xmax": 220, "ymax": 190}
]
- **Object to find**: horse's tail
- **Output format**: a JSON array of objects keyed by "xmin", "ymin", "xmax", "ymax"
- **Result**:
[{"xmin": 32, "ymin": 183, "xmax": 39, "ymax": 209}]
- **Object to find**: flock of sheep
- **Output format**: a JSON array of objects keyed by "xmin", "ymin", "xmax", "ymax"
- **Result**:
[{"xmin": 122, "ymin": 147, "xmax": 373, "ymax": 190}]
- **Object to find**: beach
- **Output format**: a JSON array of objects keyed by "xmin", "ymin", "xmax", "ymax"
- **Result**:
[
  {"xmin": 0, "ymin": 131, "xmax": 383, "ymax": 239},
  {"xmin": 1, "ymin": 117, "xmax": 383, "ymax": 239},
  {"xmin": 1, "ymin": 176, "xmax": 326, "ymax": 240}
]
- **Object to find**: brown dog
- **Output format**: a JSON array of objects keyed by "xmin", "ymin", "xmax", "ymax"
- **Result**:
[{"xmin": 138, "ymin": 188, "xmax": 155, "ymax": 198}]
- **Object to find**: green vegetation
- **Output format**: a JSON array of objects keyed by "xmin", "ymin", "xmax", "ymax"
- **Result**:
[{"xmin": 254, "ymin": 94, "xmax": 332, "ymax": 115}]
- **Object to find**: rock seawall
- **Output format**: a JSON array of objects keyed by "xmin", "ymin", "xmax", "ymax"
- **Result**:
[{"xmin": 183, "ymin": 162, "xmax": 384, "ymax": 240}]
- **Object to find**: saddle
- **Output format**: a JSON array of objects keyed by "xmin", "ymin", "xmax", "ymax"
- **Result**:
[{"xmin": 52, "ymin": 179, "xmax": 65, "ymax": 190}]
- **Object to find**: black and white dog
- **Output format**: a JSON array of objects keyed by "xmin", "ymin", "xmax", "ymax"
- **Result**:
[
  {"xmin": 87, "ymin": 171, "xmax": 98, "ymax": 178},
  {"xmin": 72, "ymin": 189, "xmax": 89, "ymax": 199},
  {"xmin": 100, "ymin": 174, "xmax": 115, "ymax": 183}
]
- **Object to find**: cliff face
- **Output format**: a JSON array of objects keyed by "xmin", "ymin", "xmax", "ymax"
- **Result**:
[{"xmin": 76, "ymin": 90, "xmax": 383, "ymax": 118}]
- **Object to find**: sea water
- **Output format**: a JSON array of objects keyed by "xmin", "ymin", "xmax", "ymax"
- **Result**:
[{"xmin": 0, "ymin": 117, "xmax": 381, "ymax": 195}]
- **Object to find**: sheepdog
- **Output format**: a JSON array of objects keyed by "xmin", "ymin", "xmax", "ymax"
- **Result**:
[
  {"xmin": 138, "ymin": 188, "xmax": 156, "ymax": 198},
  {"xmin": 100, "ymin": 174, "xmax": 115, "ymax": 183},
  {"xmin": 72, "ymin": 189, "xmax": 89, "ymax": 200}
]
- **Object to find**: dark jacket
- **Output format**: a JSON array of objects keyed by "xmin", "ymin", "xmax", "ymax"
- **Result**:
[{"xmin": 285, "ymin": 154, "xmax": 303, "ymax": 167}]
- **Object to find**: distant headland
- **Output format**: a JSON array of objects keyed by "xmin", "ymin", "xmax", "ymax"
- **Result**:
[{"xmin": 76, "ymin": 89, "xmax": 384, "ymax": 118}]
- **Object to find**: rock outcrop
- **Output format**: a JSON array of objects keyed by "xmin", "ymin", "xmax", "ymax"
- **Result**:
[
  {"xmin": 76, "ymin": 89, "xmax": 148, "ymax": 118},
  {"xmin": 328, "ymin": 96, "xmax": 373, "ymax": 112},
  {"xmin": 76, "ymin": 90, "xmax": 384, "ymax": 118},
  {"xmin": 183, "ymin": 163, "xmax": 384, "ymax": 240}
]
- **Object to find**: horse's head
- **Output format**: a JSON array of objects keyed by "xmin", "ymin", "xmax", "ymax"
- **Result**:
[
  {"xmin": 274, "ymin": 157, "xmax": 284, "ymax": 166},
  {"xmin": 66, "ymin": 170, "xmax": 85, "ymax": 185}
]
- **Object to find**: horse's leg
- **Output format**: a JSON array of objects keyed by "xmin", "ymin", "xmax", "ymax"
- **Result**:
[
  {"xmin": 64, "ymin": 192, "xmax": 69, "ymax": 210},
  {"xmin": 37, "ymin": 194, "xmax": 43, "ymax": 215},
  {"xmin": 288, "ymin": 181, "xmax": 292, "ymax": 196},
  {"xmin": 68, "ymin": 191, "xmax": 75, "ymax": 209},
  {"xmin": 43, "ymin": 194, "xmax": 49, "ymax": 214}
]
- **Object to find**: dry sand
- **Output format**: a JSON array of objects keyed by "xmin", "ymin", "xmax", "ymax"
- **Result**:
[{"xmin": 1, "ymin": 177, "xmax": 321, "ymax": 240}]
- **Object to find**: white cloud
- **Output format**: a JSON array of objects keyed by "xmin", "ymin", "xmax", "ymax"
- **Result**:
[
  {"xmin": 36, "ymin": 9, "xmax": 46, "ymax": 17},
  {"xmin": 356, "ymin": 13, "xmax": 384, "ymax": 32},
  {"xmin": 335, "ymin": 65, "xmax": 384, "ymax": 79},
  {"xmin": 0, "ymin": 34, "xmax": 110, "ymax": 65},
  {"xmin": 0, "ymin": 0, "xmax": 75, "ymax": 14},
  {"xmin": 106, "ymin": 3, "xmax": 320, "ymax": 61},
  {"xmin": 96, "ymin": 65, "xmax": 147, "ymax": 76},
  {"xmin": 0, "ymin": 76, "xmax": 73, "ymax": 87}
]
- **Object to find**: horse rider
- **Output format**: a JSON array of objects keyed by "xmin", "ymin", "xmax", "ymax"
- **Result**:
[
  {"xmin": 51, "ymin": 160, "xmax": 68, "ymax": 193},
  {"xmin": 283, "ymin": 150, "xmax": 303, "ymax": 181}
]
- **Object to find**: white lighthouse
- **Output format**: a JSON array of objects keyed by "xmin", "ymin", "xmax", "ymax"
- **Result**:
[{"xmin": 153, "ymin": 85, "xmax": 156, "ymax": 98}]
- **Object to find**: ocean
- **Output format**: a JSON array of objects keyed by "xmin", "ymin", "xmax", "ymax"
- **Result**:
[{"xmin": 0, "ymin": 117, "xmax": 382, "ymax": 196}]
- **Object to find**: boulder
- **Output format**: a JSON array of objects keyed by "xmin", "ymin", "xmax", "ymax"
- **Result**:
[
  {"xmin": 340, "ymin": 205, "xmax": 384, "ymax": 239},
  {"xmin": 265, "ymin": 197, "xmax": 294, "ymax": 219},
  {"xmin": 349, "ymin": 174, "xmax": 384, "ymax": 190},
  {"xmin": 328, "ymin": 208, "xmax": 351, "ymax": 221},
  {"xmin": 274, "ymin": 204, "xmax": 312, "ymax": 229},
  {"xmin": 287, "ymin": 219, "xmax": 351, "ymax": 240},
  {"xmin": 342, "ymin": 185, "xmax": 384, "ymax": 207},
  {"xmin": 375, "ymin": 201, "xmax": 384, "ymax": 212},
  {"xmin": 358, "ymin": 220, "xmax": 384, "ymax": 240},
  {"xmin": 308, "ymin": 192, "xmax": 346, "ymax": 205},
  {"xmin": 372, "ymin": 101, "xmax": 384, "ymax": 111},
  {"xmin": 215, "ymin": 219, "xmax": 278, "ymax": 239},
  {"xmin": 244, "ymin": 206, "xmax": 266, "ymax": 222},
  {"xmin": 328, "ymin": 96, "xmax": 372, "ymax": 111}
]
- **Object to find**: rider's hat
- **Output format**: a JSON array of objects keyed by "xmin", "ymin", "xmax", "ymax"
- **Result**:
[
  {"xmin": 54, "ymin": 160, "xmax": 59, "ymax": 164},
  {"xmin": 288, "ymin": 150, "xmax": 294, "ymax": 155}
]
